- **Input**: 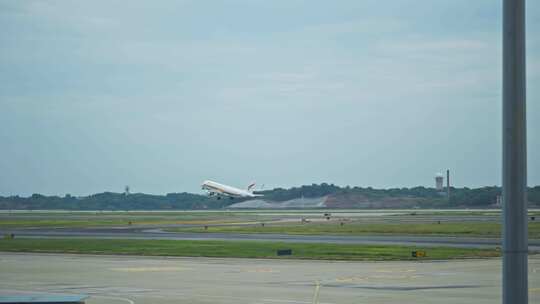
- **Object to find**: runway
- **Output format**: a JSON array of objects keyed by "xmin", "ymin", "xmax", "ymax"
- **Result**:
[
  {"xmin": 1, "ymin": 252, "xmax": 539, "ymax": 304},
  {"xmin": 3, "ymin": 226, "xmax": 540, "ymax": 250}
]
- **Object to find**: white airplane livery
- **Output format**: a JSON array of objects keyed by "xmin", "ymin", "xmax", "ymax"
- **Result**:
[{"xmin": 201, "ymin": 180, "xmax": 262, "ymax": 199}]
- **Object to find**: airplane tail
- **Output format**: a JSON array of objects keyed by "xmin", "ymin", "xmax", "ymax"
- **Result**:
[{"xmin": 247, "ymin": 182, "xmax": 256, "ymax": 193}]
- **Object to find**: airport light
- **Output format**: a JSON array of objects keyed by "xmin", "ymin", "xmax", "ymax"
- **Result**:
[{"xmin": 502, "ymin": 0, "xmax": 528, "ymax": 304}]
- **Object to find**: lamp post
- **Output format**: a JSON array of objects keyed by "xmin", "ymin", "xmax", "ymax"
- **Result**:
[{"xmin": 502, "ymin": 0, "xmax": 528, "ymax": 303}]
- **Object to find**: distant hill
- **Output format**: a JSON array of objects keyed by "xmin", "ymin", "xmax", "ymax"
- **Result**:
[{"xmin": 0, "ymin": 184, "xmax": 539, "ymax": 210}]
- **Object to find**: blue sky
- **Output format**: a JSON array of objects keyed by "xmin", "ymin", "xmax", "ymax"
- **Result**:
[{"xmin": 0, "ymin": 0, "xmax": 539, "ymax": 195}]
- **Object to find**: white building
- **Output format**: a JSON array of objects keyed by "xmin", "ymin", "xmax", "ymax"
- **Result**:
[{"xmin": 435, "ymin": 173, "xmax": 444, "ymax": 191}]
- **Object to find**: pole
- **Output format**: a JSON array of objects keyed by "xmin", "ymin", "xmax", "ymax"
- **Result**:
[
  {"xmin": 446, "ymin": 169, "xmax": 450, "ymax": 201},
  {"xmin": 502, "ymin": 0, "xmax": 528, "ymax": 303}
]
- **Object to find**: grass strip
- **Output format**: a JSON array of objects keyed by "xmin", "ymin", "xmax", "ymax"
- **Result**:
[
  {"xmin": 0, "ymin": 218, "xmax": 253, "ymax": 228},
  {"xmin": 167, "ymin": 222, "xmax": 540, "ymax": 238},
  {"xmin": 0, "ymin": 238, "xmax": 499, "ymax": 261}
]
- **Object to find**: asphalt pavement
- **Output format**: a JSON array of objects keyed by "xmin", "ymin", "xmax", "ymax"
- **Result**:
[
  {"xmin": 2, "ymin": 252, "xmax": 539, "ymax": 304},
  {"xmin": 2, "ymin": 226, "xmax": 540, "ymax": 250}
]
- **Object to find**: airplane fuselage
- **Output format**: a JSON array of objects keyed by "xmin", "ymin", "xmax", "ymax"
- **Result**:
[{"xmin": 201, "ymin": 180, "xmax": 261, "ymax": 199}]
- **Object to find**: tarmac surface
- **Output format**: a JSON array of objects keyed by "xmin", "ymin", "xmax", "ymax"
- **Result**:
[
  {"xmin": 1, "ymin": 252, "xmax": 539, "ymax": 304},
  {"xmin": 3, "ymin": 226, "xmax": 540, "ymax": 250}
]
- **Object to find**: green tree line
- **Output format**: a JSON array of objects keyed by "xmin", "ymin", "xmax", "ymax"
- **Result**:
[{"xmin": 0, "ymin": 185, "xmax": 539, "ymax": 210}]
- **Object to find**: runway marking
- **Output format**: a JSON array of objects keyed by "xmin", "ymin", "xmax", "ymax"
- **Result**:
[
  {"xmin": 312, "ymin": 280, "xmax": 321, "ymax": 304},
  {"xmin": 110, "ymin": 266, "xmax": 190, "ymax": 272},
  {"xmin": 153, "ymin": 291, "xmax": 335, "ymax": 304},
  {"xmin": 97, "ymin": 289, "xmax": 338, "ymax": 304},
  {"xmin": 180, "ymin": 293, "xmax": 337, "ymax": 304}
]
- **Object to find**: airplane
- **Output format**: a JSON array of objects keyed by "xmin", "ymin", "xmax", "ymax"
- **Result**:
[{"xmin": 201, "ymin": 180, "xmax": 263, "ymax": 200}]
